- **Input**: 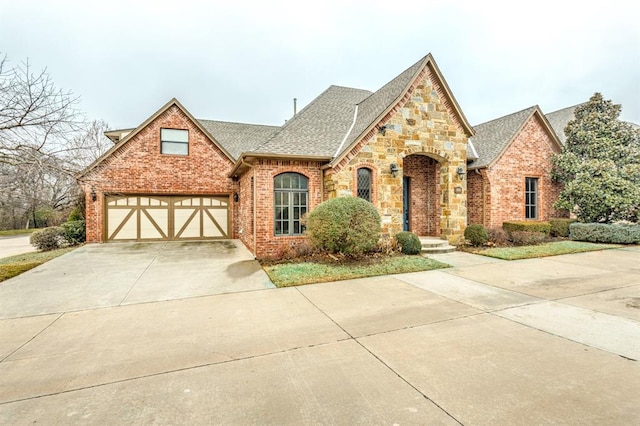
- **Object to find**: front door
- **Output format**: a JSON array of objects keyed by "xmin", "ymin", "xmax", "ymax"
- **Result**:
[{"xmin": 403, "ymin": 176, "xmax": 410, "ymax": 231}]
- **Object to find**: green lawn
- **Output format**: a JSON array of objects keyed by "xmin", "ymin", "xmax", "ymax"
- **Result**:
[
  {"xmin": 0, "ymin": 248, "xmax": 75, "ymax": 282},
  {"xmin": 263, "ymin": 255, "xmax": 450, "ymax": 287},
  {"xmin": 478, "ymin": 241, "xmax": 618, "ymax": 260},
  {"xmin": 0, "ymin": 229, "xmax": 37, "ymax": 237}
]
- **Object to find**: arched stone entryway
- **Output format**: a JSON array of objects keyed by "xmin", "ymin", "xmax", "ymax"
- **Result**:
[{"xmin": 402, "ymin": 153, "xmax": 444, "ymax": 237}]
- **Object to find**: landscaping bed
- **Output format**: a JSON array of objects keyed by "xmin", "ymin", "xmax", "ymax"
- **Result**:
[{"xmin": 261, "ymin": 253, "xmax": 450, "ymax": 287}]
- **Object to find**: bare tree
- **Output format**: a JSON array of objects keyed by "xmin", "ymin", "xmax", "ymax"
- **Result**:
[
  {"xmin": 0, "ymin": 54, "xmax": 83, "ymax": 172},
  {"xmin": 0, "ymin": 54, "xmax": 110, "ymax": 229}
]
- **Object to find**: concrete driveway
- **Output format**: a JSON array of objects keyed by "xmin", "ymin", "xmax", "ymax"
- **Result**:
[
  {"xmin": 0, "ymin": 245, "xmax": 639, "ymax": 424},
  {"xmin": 0, "ymin": 241, "xmax": 274, "ymax": 319}
]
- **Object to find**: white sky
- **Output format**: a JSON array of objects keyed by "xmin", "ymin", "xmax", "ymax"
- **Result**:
[{"xmin": 2, "ymin": 0, "xmax": 639, "ymax": 130}]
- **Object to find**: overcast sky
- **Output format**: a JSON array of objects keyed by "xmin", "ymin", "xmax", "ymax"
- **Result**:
[{"xmin": 2, "ymin": 0, "xmax": 639, "ymax": 131}]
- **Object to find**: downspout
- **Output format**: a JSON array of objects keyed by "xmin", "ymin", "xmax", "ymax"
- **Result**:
[
  {"xmin": 241, "ymin": 159, "xmax": 257, "ymax": 257},
  {"xmin": 475, "ymin": 169, "xmax": 486, "ymax": 227}
]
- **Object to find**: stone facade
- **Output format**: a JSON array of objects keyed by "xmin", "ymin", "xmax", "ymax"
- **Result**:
[
  {"xmin": 467, "ymin": 114, "xmax": 567, "ymax": 229},
  {"xmin": 324, "ymin": 65, "xmax": 469, "ymax": 243},
  {"xmin": 80, "ymin": 104, "xmax": 236, "ymax": 242}
]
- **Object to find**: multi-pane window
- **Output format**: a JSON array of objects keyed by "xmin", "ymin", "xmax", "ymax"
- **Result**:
[
  {"xmin": 161, "ymin": 128, "xmax": 189, "ymax": 155},
  {"xmin": 274, "ymin": 173, "xmax": 308, "ymax": 236},
  {"xmin": 357, "ymin": 168, "xmax": 372, "ymax": 202},
  {"xmin": 525, "ymin": 177, "xmax": 538, "ymax": 220}
]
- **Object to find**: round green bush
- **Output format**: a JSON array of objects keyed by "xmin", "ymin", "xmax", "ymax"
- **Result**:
[
  {"xmin": 464, "ymin": 224, "xmax": 489, "ymax": 246},
  {"xmin": 306, "ymin": 196, "xmax": 381, "ymax": 255},
  {"xmin": 30, "ymin": 226, "xmax": 66, "ymax": 251},
  {"xmin": 394, "ymin": 231, "xmax": 422, "ymax": 255}
]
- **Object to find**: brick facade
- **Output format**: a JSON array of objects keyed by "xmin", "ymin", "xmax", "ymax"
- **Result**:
[
  {"xmin": 403, "ymin": 155, "xmax": 440, "ymax": 235},
  {"xmin": 467, "ymin": 114, "xmax": 567, "ymax": 229},
  {"xmin": 80, "ymin": 104, "xmax": 236, "ymax": 242},
  {"xmin": 237, "ymin": 158, "xmax": 325, "ymax": 259},
  {"xmin": 324, "ymin": 65, "xmax": 468, "ymax": 243}
]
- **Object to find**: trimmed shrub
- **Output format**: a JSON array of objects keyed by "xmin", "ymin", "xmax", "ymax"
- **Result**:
[
  {"xmin": 487, "ymin": 227, "xmax": 509, "ymax": 246},
  {"xmin": 30, "ymin": 227, "xmax": 66, "ymax": 251},
  {"xmin": 549, "ymin": 218, "xmax": 577, "ymax": 237},
  {"xmin": 464, "ymin": 224, "xmax": 489, "ymax": 246},
  {"xmin": 61, "ymin": 220, "xmax": 86, "ymax": 246},
  {"xmin": 510, "ymin": 231, "xmax": 547, "ymax": 246},
  {"xmin": 394, "ymin": 232, "xmax": 422, "ymax": 255},
  {"xmin": 502, "ymin": 221, "xmax": 551, "ymax": 236},
  {"xmin": 306, "ymin": 196, "xmax": 381, "ymax": 255},
  {"xmin": 569, "ymin": 222, "xmax": 640, "ymax": 244}
]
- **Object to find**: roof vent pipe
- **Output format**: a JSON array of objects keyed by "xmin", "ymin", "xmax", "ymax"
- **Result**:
[{"xmin": 293, "ymin": 98, "xmax": 297, "ymax": 116}]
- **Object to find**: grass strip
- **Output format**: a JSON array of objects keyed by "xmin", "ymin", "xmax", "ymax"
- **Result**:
[
  {"xmin": 263, "ymin": 256, "xmax": 450, "ymax": 287},
  {"xmin": 0, "ymin": 229, "xmax": 37, "ymax": 237},
  {"xmin": 478, "ymin": 241, "xmax": 618, "ymax": 261},
  {"xmin": 0, "ymin": 247, "xmax": 75, "ymax": 282}
]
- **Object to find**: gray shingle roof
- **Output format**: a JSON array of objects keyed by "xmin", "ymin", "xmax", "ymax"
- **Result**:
[
  {"xmin": 198, "ymin": 120, "xmax": 280, "ymax": 160},
  {"xmin": 249, "ymin": 85, "xmax": 372, "ymax": 157},
  {"xmin": 468, "ymin": 106, "xmax": 536, "ymax": 169},
  {"xmin": 545, "ymin": 104, "xmax": 581, "ymax": 145},
  {"xmin": 344, "ymin": 57, "xmax": 427, "ymax": 151}
]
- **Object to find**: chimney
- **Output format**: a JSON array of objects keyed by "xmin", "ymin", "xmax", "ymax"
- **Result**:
[{"xmin": 293, "ymin": 98, "xmax": 297, "ymax": 116}]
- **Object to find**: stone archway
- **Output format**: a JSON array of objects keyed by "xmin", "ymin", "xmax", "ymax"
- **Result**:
[{"xmin": 402, "ymin": 154, "xmax": 442, "ymax": 236}]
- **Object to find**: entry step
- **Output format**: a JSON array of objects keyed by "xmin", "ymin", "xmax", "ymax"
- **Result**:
[{"xmin": 419, "ymin": 237, "xmax": 457, "ymax": 254}]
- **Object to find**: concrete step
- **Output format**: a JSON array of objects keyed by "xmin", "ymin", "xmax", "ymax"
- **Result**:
[{"xmin": 419, "ymin": 237, "xmax": 457, "ymax": 254}]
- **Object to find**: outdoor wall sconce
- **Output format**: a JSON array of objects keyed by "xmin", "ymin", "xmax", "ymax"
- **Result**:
[
  {"xmin": 233, "ymin": 192, "xmax": 239, "ymax": 203},
  {"xmin": 390, "ymin": 163, "xmax": 399, "ymax": 178},
  {"xmin": 91, "ymin": 188, "xmax": 97, "ymax": 202},
  {"xmin": 456, "ymin": 166, "xmax": 466, "ymax": 180},
  {"xmin": 377, "ymin": 125, "xmax": 387, "ymax": 136}
]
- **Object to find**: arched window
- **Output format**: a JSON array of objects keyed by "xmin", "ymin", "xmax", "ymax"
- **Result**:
[
  {"xmin": 274, "ymin": 173, "xmax": 308, "ymax": 236},
  {"xmin": 357, "ymin": 168, "xmax": 372, "ymax": 202}
]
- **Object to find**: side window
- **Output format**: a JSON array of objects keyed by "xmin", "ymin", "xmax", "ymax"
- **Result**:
[
  {"xmin": 161, "ymin": 128, "xmax": 189, "ymax": 155},
  {"xmin": 274, "ymin": 173, "xmax": 308, "ymax": 236},
  {"xmin": 357, "ymin": 168, "xmax": 372, "ymax": 202},
  {"xmin": 525, "ymin": 177, "xmax": 538, "ymax": 219}
]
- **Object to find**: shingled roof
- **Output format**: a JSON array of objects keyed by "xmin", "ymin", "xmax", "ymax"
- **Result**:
[
  {"xmin": 250, "ymin": 85, "xmax": 372, "ymax": 157},
  {"xmin": 545, "ymin": 104, "xmax": 581, "ymax": 145},
  {"xmin": 468, "ymin": 106, "xmax": 538, "ymax": 170},
  {"xmin": 198, "ymin": 120, "xmax": 279, "ymax": 160}
]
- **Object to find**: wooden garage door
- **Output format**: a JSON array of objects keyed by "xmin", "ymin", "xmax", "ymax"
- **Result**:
[{"xmin": 106, "ymin": 195, "xmax": 229, "ymax": 241}]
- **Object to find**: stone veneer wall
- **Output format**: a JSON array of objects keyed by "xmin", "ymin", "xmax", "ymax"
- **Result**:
[
  {"xmin": 80, "ymin": 105, "xmax": 236, "ymax": 243},
  {"xmin": 324, "ymin": 65, "xmax": 468, "ymax": 242}
]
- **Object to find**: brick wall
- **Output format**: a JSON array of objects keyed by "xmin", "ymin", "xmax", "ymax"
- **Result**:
[
  {"xmin": 80, "ymin": 104, "xmax": 236, "ymax": 242},
  {"xmin": 403, "ymin": 155, "xmax": 440, "ymax": 235},
  {"xmin": 467, "ymin": 114, "xmax": 567, "ymax": 229},
  {"xmin": 248, "ymin": 158, "xmax": 325, "ymax": 259}
]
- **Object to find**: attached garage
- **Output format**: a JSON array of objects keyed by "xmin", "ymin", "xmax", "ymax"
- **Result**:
[{"xmin": 105, "ymin": 195, "xmax": 229, "ymax": 241}]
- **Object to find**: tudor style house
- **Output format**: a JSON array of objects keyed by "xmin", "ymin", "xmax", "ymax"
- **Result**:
[{"xmin": 79, "ymin": 54, "xmax": 475, "ymax": 258}]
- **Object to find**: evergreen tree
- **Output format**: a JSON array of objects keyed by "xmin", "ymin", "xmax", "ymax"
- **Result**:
[{"xmin": 552, "ymin": 93, "xmax": 640, "ymax": 223}]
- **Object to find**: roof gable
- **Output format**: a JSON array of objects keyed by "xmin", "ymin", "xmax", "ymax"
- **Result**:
[
  {"xmin": 330, "ymin": 54, "xmax": 474, "ymax": 167},
  {"xmin": 79, "ymin": 98, "xmax": 234, "ymax": 178},
  {"xmin": 469, "ymin": 106, "xmax": 562, "ymax": 169}
]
